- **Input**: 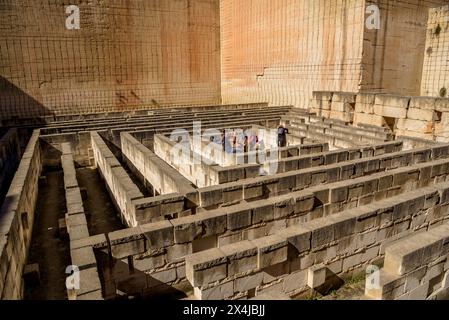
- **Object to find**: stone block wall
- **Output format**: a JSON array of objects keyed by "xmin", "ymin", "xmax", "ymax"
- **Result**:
[
  {"xmin": 313, "ymin": 91, "xmax": 449, "ymax": 142},
  {"xmin": 61, "ymin": 143, "xmax": 102, "ymax": 300},
  {"xmin": 91, "ymin": 132, "xmax": 144, "ymax": 227},
  {"xmin": 121, "ymin": 132, "xmax": 196, "ymax": 198},
  {"xmin": 0, "ymin": 131, "xmax": 42, "ymax": 299},
  {"xmin": 185, "ymin": 180, "xmax": 449, "ymax": 299},
  {"xmin": 154, "ymin": 134, "xmax": 261, "ymax": 188},
  {"xmin": 366, "ymin": 222, "xmax": 449, "ymax": 300}
]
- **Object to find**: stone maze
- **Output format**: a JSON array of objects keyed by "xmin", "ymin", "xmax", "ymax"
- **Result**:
[
  {"xmin": 1, "ymin": 0, "xmax": 449, "ymax": 303},
  {"xmin": 1, "ymin": 96, "xmax": 449, "ymax": 301}
]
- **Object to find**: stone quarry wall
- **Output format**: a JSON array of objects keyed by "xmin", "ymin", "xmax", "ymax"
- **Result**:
[
  {"xmin": 0, "ymin": 0, "xmax": 221, "ymax": 120},
  {"xmin": 0, "ymin": 131, "xmax": 42, "ymax": 299},
  {"xmin": 0, "ymin": 129, "xmax": 21, "ymax": 203},
  {"xmin": 421, "ymin": 5, "xmax": 449, "ymax": 98},
  {"xmin": 360, "ymin": 0, "xmax": 447, "ymax": 96},
  {"xmin": 220, "ymin": 0, "xmax": 366, "ymax": 108},
  {"xmin": 221, "ymin": 0, "xmax": 447, "ymax": 107}
]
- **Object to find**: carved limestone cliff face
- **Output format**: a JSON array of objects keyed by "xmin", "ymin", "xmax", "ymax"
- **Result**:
[{"xmin": 0, "ymin": 0, "xmax": 221, "ymax": 119}]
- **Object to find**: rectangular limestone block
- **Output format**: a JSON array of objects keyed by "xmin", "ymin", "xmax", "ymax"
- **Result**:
[
  {"xmin": 306, "ymin": 218, "xmax": 335, "ymax": 250},
  {"xmin": 251, "ymin": 235, "xmax": 288, "ymax": 269},
  {"xmin": 75, "ymin": 267, "xmax": 102, "ymax": 298},
  {"xmin": 283, "ymin": 226, "xmax": 311, "ymax": 254},
  {"xmin": 373, "ymin": 105, "xmax": 407, "ymax": 119},
  {"xmin": 70, "ymin": 234, "xmax": 107, "ymax": 250},
  {"xmin": 226, "ymin": 203, "xmax": 252, "ymax": 231},
  {"xmin": 222, "ymin": 183, "xmax": 244, "ymax": 205},
  {"xmin": 250, "ymin": 200, "xmax": 274, "ymax": 224},
  {"xmin": 293, "ymin": 193, "xmax": 314, "ymax": 214},
  {"xmin": 65, "ymin": 213, "xmax": 87, "ymax": 232},
  {"xmin": 194, "ymin": 281, "xmax": 234, "ymax": 300},
  {"xmin": 355, "ymin": 103, "xmax": 374, "ymax": 114},
  {"xmin": 108, "ymin": 228, "xmax": 146, "ymax": 259},
  {"xmin": 220, "ymin": 240, "xmax": 258, "ymax": 275},
  {"xmin": 171, "ymin": 215, "xmax": 203, "ymax": 244},
  {"xmin": 140, "ymin": 220, "xmax": 174, "ymax": 250},
  {"xmin": 356, "ymin": 93, "xmax": 376, "ymax": 105},
  {"xmin": 70, "ymin": 247, "xmax": 97, "ymax": 270},
  {"xmin": 409, "ymin": 97, "xmax": 436, "ymax": 111},
  {"xmin": 283, "ymin": 269, "xmax": 307, "ymax": 293},
  {"xmin": 200, "ymin": 209, "xmax": 227, "ymax": 237},
  {"xmin": 68, "ymin": 225, "xmax": 90, "ymax": 241},
  {"xmin": 354, "ymin": 113, "xmax": 385, "ymax": 127},
  {"xmin": 383, "ymin": 230, "xmax": 447, "ymax": 276},
  {"xmin": 375, "ymin": 94, "xmax": 410, "ymax": 109},
  {"xmin": 435, "ymin": 98, "xmax": 449, "ymax": 112},
  {"xmin": 185, "ymin": 248, "xmax": 227, "ymax": 287},
  {"xmin": 332, "ymin": 92, "xmax": 356, "ymax": 103},
  {"xmin": 234, "ymin": 273, "xmax": 264, "ymax": 292},
  {"xmin": 397, "ymin": 119, "xmax": 433, "ymax": 134},
  {"xmin": 407, "ymin": 108, "xmax": 436, "ymax": 121},
  {"xmin": 198, "ymin": 186, "xmax": 223, "ymax": 207}
]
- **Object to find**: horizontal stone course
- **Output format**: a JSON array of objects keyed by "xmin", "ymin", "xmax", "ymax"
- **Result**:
[{"xmin": 184, "ymin": 179, "xmax": 449, "ymax": 299}]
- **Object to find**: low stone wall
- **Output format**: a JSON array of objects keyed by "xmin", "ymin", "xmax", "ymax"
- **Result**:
[
  {"xmin": 366, "ymin": 222, "xmax": 449, "ymax": 300},
  {"xmin": 185, "ymin": 181, "xmax": 449, "ymax": 299},
  {"xmin": 397, "ymin": 136, "xmax": 439, "ymax": 150},
  {"xmin": 39, "ymin": 132, "xmax": 92, "ymax": 167},
  {"xmin": 1, "ymin": 103, "xmax": 274, "ymax": 127},
  {"xmin": 91, "ymin": 132, "xmax": 145, "ymax": 227},
  {"xmin": 94, "ymin": 132, "xmax": 191, "ymax": 225},
  {"xmin": 0, "ymin": 130, "xmax": 42, "ymax": 299},
  {"xmin": 197, "ymin": 141, "xmax": 418, "ymax": 209},
  {"xmin": 0, "ymin": 128, "xmax": 21, "ymax": 204},
  {"xmin": 61, "ymin": 142, "xmax": 102, "ymax": 300},
  {"xmin": 286, "ymin": 120, "xmax": 386, "ymax": 147},
  {"xmin": 154, "ymin": 134, "xmax": 261, "ymax": 187},
  {"xmin": 263, "ymin": 141, "xmax": 400, "ymax": 174},
  {"xmin": 121, "ymin": 132, "xmax": 196, "ymax": 198},
  {"xmin": 312, "ymin": 91, "xmax": 449, "ymax": 142}
]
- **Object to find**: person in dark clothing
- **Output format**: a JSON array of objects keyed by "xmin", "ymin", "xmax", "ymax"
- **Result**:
[
  {"xmin": 277, "ymin": 125, "xmax": 289, "ymax": 147},
  {"xmin": 221, "ymin": 132, "xmax": 226, "ymax": 151},
  {"xmin": 243, "ymin": 136, "xmax": 249, "ymax": 153}
]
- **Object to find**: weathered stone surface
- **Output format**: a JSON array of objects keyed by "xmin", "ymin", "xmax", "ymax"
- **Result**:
[
  {"xmin": 251, "ymin": 235, "xmax": 288, "ymax": 269},
  {"xmin": 185, "ymin": 248, "xmax": 227, "ymax": 287}
]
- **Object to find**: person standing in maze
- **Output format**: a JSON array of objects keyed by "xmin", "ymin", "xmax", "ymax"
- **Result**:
[{"xmin": 277, "ymin": 125, "xmax": 289, "ymax": 147}]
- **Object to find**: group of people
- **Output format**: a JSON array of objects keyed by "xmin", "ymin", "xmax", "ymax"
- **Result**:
[
  {"xmin": 220, "ymin": 131, "xmax": 262, "ymax": 154},
  {"xmin": 212, "ymin": 125, "xmax": 289, "ymax": 154}
]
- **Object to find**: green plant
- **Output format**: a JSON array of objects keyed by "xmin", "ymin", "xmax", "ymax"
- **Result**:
[{"xmin": 347, "ymin": 273, "xmax": 365, "ymax": 285}]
